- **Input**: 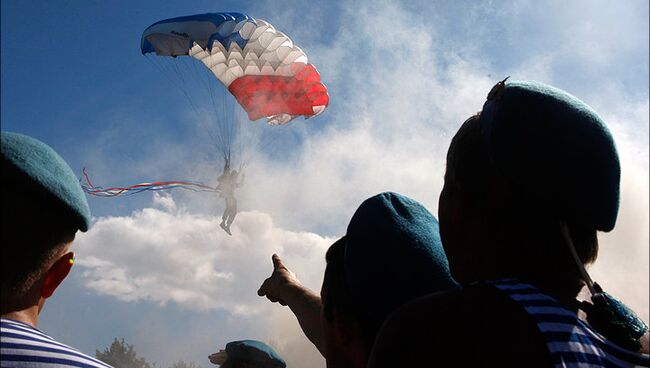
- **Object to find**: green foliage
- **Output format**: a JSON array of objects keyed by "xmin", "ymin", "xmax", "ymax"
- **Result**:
[
  {"xmin": 95, "ymin": 338, "xmax": 153, "ymax": 368},
  {"xmin": 96, "ymin": 338, "xmax": 205, "ymax": 368},
  {"xmin": 168, "ymin": 360, "xmax": 203, "ymax": 368}
]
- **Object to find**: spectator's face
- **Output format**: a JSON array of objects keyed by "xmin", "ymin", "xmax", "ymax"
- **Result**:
[
  {"xmin": 320, "ymin": 283, "xmax": 366, "ymax": 368},
  {"xmin": 438, "ymin": 116, "xmax": 492, "ymax": 284},
  {"xmin": 438, "ymin": 179, "xmax": 468, "ymax": 282},
  {"xmin": 320, "ymin": 284, "xmax": 346, "ymax": 367}
]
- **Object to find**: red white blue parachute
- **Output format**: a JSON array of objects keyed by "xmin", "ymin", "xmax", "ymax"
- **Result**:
[{"xmin": 141, "ymin": 12, "xmax": 329, "ymax": 126}]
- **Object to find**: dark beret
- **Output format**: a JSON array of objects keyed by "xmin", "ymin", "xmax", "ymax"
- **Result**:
[
  {"xmin": 479, "ymin": 80, "xmax": 620, "ymax": 232},
  {"xmin": 221, "ymin": 340, "xmax": 286, "ymax": 368},
  {"xmin": 345, "ymin": 192, "xmax": 459, "ymax": 329},
  {"xmin": 1, "ymin": 131, "xmax": 91, "ymax": 231}
]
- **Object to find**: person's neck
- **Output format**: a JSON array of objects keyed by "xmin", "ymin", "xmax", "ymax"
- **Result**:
[
  {"xmin": 517, "ymin": 276, "xmax": 581, "ymax": 313},
  {"xmin": 486, "ymin": 229, "xmax": 583, "ymax": 312},
  {"xmin": 2, "ymin": 306, "xmax": 40, "ymax": 328}
]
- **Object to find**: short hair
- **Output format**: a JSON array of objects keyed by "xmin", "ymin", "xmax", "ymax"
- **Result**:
[
  {"xmin": 445, "ymin": 114, "xmax": 598, "ymax": 293},
  {"xmin": 1, "ymin": 180, "xmax": 77, "ymax": 301}
]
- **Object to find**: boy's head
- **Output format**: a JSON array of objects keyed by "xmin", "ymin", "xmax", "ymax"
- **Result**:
[{"xmin": 1, "ymin": 132, "xmax": 91, "ymax": 310}]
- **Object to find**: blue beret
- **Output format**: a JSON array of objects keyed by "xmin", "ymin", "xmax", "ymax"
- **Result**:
[
  {"xmin": 345, "ymin": 192, "xmax": 459, "ymax": 329},
  {"xmin": 1, "ymin": 131, "xmax": 91, "ymax": 232},
  {"xmin": 479, "ymin": 80, "xmax": 620, "ymax": 231},
  {"xmin": 221, "ymin": 340, "xmax": 286, "ymax": 368}
]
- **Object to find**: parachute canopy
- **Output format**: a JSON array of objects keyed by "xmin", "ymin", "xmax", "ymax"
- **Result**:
[{"xmin": 141, "ymin": 12, "xmax": 329, "ymax": 125}]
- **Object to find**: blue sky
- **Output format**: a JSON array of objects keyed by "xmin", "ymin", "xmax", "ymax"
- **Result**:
[{"xmin": 2, "ymin": 1, "xmax": 648, "ymax": 367}]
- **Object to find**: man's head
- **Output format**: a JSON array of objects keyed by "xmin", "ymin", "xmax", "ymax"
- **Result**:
[
  {"xmin": 439, "ymin": 80, "xmax": 620, "ymax": 293},
  {"xmin": 1, "ymin": 132, "xmax": 91, "ymax": 315},
  {"xmin": 320, "ymin": 192, "xmax": 458, "ymax": 367}
]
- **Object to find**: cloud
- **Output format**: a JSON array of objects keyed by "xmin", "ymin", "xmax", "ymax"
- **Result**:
[
  {"xmin": 75, "ymin": 192, "xmax": 330, "ymax": 366},
  {"xmin": 76, "ymin": 193, "xmax": 333, "ymax": 314}
]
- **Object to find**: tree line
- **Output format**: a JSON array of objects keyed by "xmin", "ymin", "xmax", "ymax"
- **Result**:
[{"xmin": 95, "ymin": 338, "xmax": 204, "ymax": 368}]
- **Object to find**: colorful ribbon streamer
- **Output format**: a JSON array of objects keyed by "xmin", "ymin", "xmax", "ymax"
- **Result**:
[{"xmin": 81, "ymin": 168, "xmax": 218, "ymax": 197}]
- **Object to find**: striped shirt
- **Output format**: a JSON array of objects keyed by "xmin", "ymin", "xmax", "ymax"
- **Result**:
[
  {"xmin": 1, "ymin": 318, "xmax": 113, "ymax": 368},
  {"xmin": 491, "ymin": 279, "xmax": 650, "ymax": 368}
]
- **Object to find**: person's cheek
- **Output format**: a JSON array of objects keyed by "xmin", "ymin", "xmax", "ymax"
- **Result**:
[
  {"xmin": 438, "ymin": 184, "xmax": 456, "ymax": 256},
  {"xmin": 439, "ymin": 183, "xmax": 467, "ymax": 281}
]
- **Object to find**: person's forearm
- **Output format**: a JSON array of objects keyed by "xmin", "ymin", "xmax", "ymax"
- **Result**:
[{"xmin": 283, "ymin": 284, "xmax": 326, "ymax": 357}]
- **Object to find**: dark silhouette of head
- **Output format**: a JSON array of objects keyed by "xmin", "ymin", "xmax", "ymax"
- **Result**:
[
  {"xmin": 321, "ymin": 192, "xmax": 457, "ymax": 367},
  {"xmin": 1, "ymin": 132, "xmax": 90, "ymax": 313},
  {"xmin": 439, "ymin": 81, "xmax": 619, "ymax": 298}
]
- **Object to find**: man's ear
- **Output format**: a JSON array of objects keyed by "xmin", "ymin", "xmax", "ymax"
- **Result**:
[{"xmin": 41, "ymin": 251, "xmax": 74, "ymax": 299}]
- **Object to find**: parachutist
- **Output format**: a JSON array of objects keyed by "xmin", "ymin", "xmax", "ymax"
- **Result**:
[{"xmin": 217, "ymin": 158, "xmax": 244, "ymax": 236}]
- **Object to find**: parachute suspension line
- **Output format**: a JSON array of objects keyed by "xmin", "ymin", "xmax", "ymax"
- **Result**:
[
  {"xmin": 146, "ymin": 55, "xmax": 210, "ymax": 139},
  {"xmin": 217, "ymin": 85, "xmax": 235, "ymax": 166},
  {"xmin": 148, "ymin": 55, "xmax": 210, "ymax": 161},
  {"xmin": 227, "ymin": 83, "xmax": 237, "ymax": 160},
  {"xmin": 236, "ymin": 108, "xmax": 246, "ymax": 168},
  {"xmin": 156, "ymin": 54, "xmax": 232, "ymax": 164},
  {"xmin": 212, "ymin": 75, "xmax": 228, "ymax": 163},
  {"xmin": 170, "ymin": 59, "xmax": 202, "ymax": 115},
  {"xmin": 147, "ymin": 53, "xmax": 277, "ymax": 173},
  {"xmin": 188, "ymin": 56, "xmax": 228, "ymax": 160},
  {"xmin": 146, "ymin": 55, "xmax": 187, "ymax": 99},
  {"xmin": 238, "ymin": 109, "xmax": 259, "ymax": 170},
  {"xmin": 192, "ymin": 52, "xmax": 234, "ymax": 164},
  {"xmin": 242, "ymin": 122, "xmax": 286, "ymax": 169},
  {"xmin": 208, "ymin": 63, "xmax": 232, "ymax": 163}
]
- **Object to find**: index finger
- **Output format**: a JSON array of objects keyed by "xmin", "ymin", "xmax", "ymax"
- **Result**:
[{"xmin": 272, "ymin": 254, "xmax": 285, "ymax": 270}]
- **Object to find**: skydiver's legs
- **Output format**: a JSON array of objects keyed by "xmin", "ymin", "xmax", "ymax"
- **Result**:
[
  {"xmin": 220, "ymin": 196, "xmax": 236, "ymax": 235},
  {"xmin": 226, "ymin": 197, "xmax": 238, "ymax": 228},
  {"xmin": 221, "ymin": 205, "xmax": 228, "ymax": 225},
  {"xmin": 220, "ymin": 197, "xmax": 231, "ymax": 235}
]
